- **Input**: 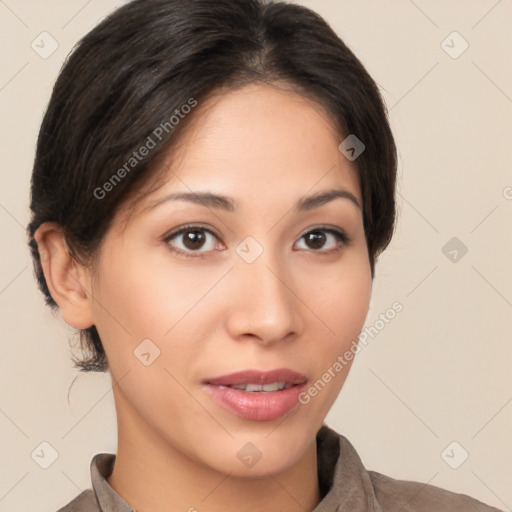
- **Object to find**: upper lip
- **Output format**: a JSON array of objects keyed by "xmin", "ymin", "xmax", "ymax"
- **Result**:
[{"xmin": 204, "ymin": 368, "xmax": 308, "ymax": 387}]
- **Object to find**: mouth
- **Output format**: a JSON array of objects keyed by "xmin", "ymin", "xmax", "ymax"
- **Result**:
[{"xmin": 202, "ymin": 368, "xmax": 308, "ymax": 421}]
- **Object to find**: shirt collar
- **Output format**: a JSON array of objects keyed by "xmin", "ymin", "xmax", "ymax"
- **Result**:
[
  {"xmin": 91, "ymin": 424, "xmax": 378, "ymax": 512},
  {"xmin": 313, "ymin": 424, "xmax": 379, "ymax": 511},
  {"xmin": 91, "ymin": 453, "xmax": 135, "ymax": 512}
]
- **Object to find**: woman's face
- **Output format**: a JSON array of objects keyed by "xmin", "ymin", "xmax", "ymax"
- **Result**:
[{"xmin": 87, "ymin": 82, "xmax": 372, "ymax": 476}]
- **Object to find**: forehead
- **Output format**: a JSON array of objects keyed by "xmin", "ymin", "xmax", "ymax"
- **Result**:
[{"xmin": 120, "ymin": 82, "xmax": 361, "ymax": 223}]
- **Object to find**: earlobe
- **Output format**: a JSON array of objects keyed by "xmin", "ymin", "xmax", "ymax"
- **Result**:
[{"xmin": 34, "ymin": 222, "xmax": 95, "ymax": 330}]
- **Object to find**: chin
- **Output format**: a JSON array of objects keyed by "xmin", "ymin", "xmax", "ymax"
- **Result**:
[{"xmin": 195, "ymin": 423, "xmax": 313, "ymax": 477}]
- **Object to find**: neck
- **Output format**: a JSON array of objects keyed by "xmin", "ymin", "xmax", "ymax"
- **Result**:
[{"xmin": 106, "ymin": 387, "xmax": 322, "ymax": 512}]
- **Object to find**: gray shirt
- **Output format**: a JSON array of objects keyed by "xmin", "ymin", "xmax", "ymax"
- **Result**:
[{"xmin": 56, "ymin": 424, "xmax": 503, "ymax": 511}]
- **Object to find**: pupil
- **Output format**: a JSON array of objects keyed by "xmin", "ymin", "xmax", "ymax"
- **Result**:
[
  {"xmin": 184, "ymin": 230, "xmax": 205, "ymax": 250},
  {"xmin": 307, "ymin": 231, "xmax": 325, "ymax": 249}
]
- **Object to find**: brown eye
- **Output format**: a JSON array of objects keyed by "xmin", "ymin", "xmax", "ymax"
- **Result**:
[
  {"xmin": 164, "ymin": 225, "xmax": 220, "ymax": 257},
  {"xmin": 295, "ymin": 227, "xmax": 349, "ymax": 252},
  {"xmin": 304, "ymin": 231, "xmax": 327, "ymax": 250},
  {"xmin": 181, "ymin": 229, "xmax": 207, "ymax": 250}
]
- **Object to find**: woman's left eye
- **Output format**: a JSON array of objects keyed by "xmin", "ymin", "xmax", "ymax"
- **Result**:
[
  {"xmin": 295, "ymin": 228, "xmax": 350, "ymax": 252},
  {"xmin": 163, "ymin": 225, "xmax": 350, "ymax": 259}
]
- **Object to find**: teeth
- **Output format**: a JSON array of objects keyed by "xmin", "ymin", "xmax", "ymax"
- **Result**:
[{"xmin": 229, "ymin": 381, "xmax": 291, "ymax": 392}]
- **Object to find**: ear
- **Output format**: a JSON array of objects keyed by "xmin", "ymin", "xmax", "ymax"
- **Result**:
[{"xmin": 34, "ymin": 222, "xmax": 95, "ymax": 330}]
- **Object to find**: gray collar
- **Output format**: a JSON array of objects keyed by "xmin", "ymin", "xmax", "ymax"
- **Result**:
[{"xmin": 89, "ymin": 424, "xmax": 378, "ymax": 512}]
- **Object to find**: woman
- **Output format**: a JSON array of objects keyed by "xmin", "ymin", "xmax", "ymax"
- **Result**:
[{"xmin": 27, "ymin": 0, "xmax": 503, "ymax": 510}]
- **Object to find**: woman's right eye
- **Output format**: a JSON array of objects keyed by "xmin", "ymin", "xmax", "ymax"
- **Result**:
[{"xmin": 163, "ymin": 225, "xmax": 222, "ymax": 259}]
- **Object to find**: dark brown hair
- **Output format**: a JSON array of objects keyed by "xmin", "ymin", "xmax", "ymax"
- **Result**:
[{"xmin": 27, "ymin": 0, "xmax": 397, "ymax": 373}]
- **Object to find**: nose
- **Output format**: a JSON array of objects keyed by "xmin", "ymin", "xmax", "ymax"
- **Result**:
[{"xmin": 224, "ymin": 251, "xmax": 305, "ymax": 346}]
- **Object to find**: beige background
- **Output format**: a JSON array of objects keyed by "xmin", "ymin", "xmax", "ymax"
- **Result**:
[{"xmin": 1, "ymin": 0, "xmax": 511, "ymax": 511}]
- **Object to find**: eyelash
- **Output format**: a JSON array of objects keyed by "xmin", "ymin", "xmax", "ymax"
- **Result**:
[{"xmin": 163, "ymin": 224, "xmax": 351, "ymax": 260}]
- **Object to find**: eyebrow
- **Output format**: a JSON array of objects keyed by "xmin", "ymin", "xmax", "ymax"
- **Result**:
[{"xmin": 143, "ymin": 188, "xmax": 361, "ymax": 213}]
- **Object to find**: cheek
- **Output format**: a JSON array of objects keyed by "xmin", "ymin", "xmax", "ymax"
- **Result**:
[
  {"xmin": 308, "ymin": 249, "xmax": 372, "ymax": 339},
  {"xmin": 93, "ymin": 250, "xmax": 187, "ymax": 332},
  {"xmin": 298, "ymin": 249, "xmax": 372, "ymax": 399},
  {"xmin": 90, "ymin": 249, "xmax": 226, "ymax": 374},
  {"xmin": 90, "ymin": 257, "xmax": 218, "ymax": 427}
]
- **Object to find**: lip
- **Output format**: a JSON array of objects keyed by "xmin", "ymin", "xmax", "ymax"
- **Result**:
[
  {"xmin": 203, "ymin": 368, "xmax": 308, "ymax": 421},
  {"xmin": 204, "ymin": 368, "xmax": 308, "ymax": 387}
]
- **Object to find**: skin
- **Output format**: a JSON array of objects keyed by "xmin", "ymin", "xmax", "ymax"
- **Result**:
[{"xmin": 35, "ymin": 82, "xmax": 373, "ymax": 512}]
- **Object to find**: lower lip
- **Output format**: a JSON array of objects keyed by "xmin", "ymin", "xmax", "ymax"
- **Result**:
[{"xmin": 204, "ymin": 383, "xmax": 307, "ymax": 421}]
